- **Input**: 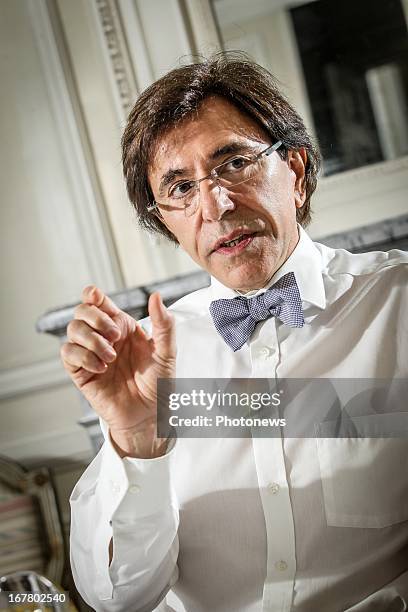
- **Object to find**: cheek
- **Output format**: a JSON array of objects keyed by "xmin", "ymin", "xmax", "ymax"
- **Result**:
[
  {"xmin": 173, "ymin": 222, "xmax": 202, "ymax": 259},
  {"xmin": 257, "ymin": 170, "xmax": 296, "ymax": 216},
  {"xmin": 243, "ymin": 169, "xmax": 282, "ymax": 206},
  {"xmin": 158, "ymin": 216, "xmax": 187, "ymax": 250}
]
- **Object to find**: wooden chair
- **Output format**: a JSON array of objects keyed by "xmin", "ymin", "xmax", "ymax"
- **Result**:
[{"xmin": 0, "ymin": 455, "xmax": 65, "ymax": 586}]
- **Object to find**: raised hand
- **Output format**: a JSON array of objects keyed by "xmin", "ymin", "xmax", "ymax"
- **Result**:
[{"xmin": 60, "ymin": 285, "xmax": 176, "ymax": 457}]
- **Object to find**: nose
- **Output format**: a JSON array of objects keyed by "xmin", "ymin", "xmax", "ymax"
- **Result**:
[{"xmin": 198, "ymin": 180, "xmax": 236, "ymax": 221}]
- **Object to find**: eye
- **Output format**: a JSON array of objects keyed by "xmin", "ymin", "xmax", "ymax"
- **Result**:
[
  {"xmin": 223, "ymin": 156, "xmax": 251, "ymax": 172},
  {"xmin": 169, "ymin": 180, "xmax": 195, "ymax": 199}
]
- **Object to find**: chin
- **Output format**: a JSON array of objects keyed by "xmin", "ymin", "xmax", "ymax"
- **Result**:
[
  {"xmin": 238, "ymin": 263, "xmax": 272, "ymax": 287},
  {"xmin": 225, "ymin": 270, "xmax": 270, "ymax": 292}
]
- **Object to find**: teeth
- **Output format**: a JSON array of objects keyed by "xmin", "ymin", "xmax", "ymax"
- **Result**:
[{"xmin": 223, "ymin": 235, "xmax": 244, "ymax": 247}]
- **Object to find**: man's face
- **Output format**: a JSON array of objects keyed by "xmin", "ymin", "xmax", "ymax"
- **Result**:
[{"xmin": 148, "ymin": 96, "xmax": 307, "ymax": 292}]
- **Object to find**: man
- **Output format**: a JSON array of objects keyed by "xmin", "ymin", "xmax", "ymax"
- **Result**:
[{"xmin": 62, "ymin": 54, "xmax": 408, "ymax": 611}]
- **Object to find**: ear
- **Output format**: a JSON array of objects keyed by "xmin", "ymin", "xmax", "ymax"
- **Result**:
[{"xmin": 288, "ymin": 148, "xmax": 307, "ymax": 209}]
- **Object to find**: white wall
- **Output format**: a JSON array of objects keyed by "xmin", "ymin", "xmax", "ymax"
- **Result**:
[{"xmin": 0, "ymin": 0, "xmax": 106, "ymax": 465}]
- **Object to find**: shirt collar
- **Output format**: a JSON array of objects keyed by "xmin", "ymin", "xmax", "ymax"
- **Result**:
[{"xmin": 210, "ymin": 225, "xmax": 326, "ymax": 310}]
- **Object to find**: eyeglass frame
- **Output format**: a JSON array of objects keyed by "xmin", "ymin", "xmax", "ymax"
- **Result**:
[{"xmin": 146, "ymin": 139, "xmax": 283, "ymax": 217}]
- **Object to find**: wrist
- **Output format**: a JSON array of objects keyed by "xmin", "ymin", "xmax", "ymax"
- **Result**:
[{"xmin": 109, "ymin": 426, "xmax": 169, "ymax": 459}]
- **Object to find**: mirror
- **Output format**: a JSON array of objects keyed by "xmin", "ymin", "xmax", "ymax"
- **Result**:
[{"xmin": 212, "ymin": 0, "xmax": 408, "ymax": 176}]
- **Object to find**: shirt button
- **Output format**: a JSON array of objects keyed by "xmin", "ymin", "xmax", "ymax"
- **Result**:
[
  {"xmin": 275, "ymin": 560, "xmax": 288, "ymax": 572},
  {"xmin": 267, "ymin": 482, "xmax": 280, "ymax": 494},
  {"xmin": 259, "ymin": 346, "xmax": 274, "ymax": 359},
  {"xmin": 129, "ymin": 484, "xmax": 141, "ymax": 494}
]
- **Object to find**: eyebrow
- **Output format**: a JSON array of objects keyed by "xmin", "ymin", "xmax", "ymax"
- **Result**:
[
  {"xmin": 209, "ymin": 141, "xmax": 256, "ymax": 160},
  {"xmin": 157, "ymin": 140, "xmax": 259, "ymax": 195}
]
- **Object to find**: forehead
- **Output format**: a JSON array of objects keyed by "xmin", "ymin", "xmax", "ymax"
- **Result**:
[{"xmin": 148, "ymin": 96, "xmax": 268, "ymax": 180}]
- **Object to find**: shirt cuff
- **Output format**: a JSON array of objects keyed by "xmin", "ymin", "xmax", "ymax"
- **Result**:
[{"xmin": 96, "ymin": 422, "xmax": 177, "ymax": 522}]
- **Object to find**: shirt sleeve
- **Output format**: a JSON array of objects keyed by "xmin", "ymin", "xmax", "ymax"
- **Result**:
[{"xmin": 69, "ymin": 423, "xmax": 179, "ymax": 612}]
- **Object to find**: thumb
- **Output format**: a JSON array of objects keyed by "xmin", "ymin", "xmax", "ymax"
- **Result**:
[{"xmin": 148, "ymin": 292, "xmax": 176, "ymax": 360}]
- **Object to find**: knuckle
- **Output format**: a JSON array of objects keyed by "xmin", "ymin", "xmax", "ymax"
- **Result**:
[
  {"xmin": 66, "ymin": 320, "xmax": 74, "ymax": 338},
  {"xmin": 103, "ymin": 318, "xmax": 118, "ymax": 337},
  {"xmin": 96, "ymin": 334, "xmax": 111, "ymax": 353},
  {"xmin": 103, "ymin": 316, "xmax": 114, "ymax": 330},
  {"xmin": 60, "ymin": 343, "xmax": 69, "ymax": 361},
  {"xmin": 87, "ymin": 331, "xmax": 105, "ymax": 353},
  {"xmin": 73, "ymin": 304, "xmax": 85, "ymax": 318},
  {"xmin": 162, "ymin": 317, "xmax": 174, "ymax": 332},
  {"xmin": 67, "ymin": 318, "xmax": 81, "ymax": 337},
  {"xmin": 84, "ymin": 351, "xmax": 98, "ymax": 369},
  {"xmin": 93, "ymin": 308, "xmax": 108, "ymax": 326}
]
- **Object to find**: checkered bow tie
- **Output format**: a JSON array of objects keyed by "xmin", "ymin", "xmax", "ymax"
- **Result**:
[{"xmin": 209, "ymin": 271, "xmax": 305, "ymax": 351}]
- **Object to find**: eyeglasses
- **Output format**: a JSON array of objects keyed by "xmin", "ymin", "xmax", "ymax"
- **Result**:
[{"xmin": 147, "ymin": 140, "xmax": 283, "ymax": 218}]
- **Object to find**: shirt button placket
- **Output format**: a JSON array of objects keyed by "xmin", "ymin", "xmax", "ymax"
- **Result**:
[
  {"xmin": 252, "ymin": 436, "xmax": 296, "ymax": 611},
  {"xmin": 250, "ymin": 319, "xmax": 279, "ymax": 377},
  {"xmin": 109, "ymin": 480, "xmax": 121, "ymax": 494}
]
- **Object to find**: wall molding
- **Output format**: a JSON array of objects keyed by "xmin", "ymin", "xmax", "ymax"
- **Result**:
[
  {"xmin": 28, "ymin": 0, "xmax": 121, "ymax": 290},
  {"xmin": 312, "ymin": 154, "xmax": 408, "ymax": 226},
  {"xmin": 89, "ymin": 0, "xmax": 174, "ymax": 281},
  {"xmin": 117, "ymin": 0, "xmax": 155, "ymax": 91},
  {"xmin": 0, "ymin": 357, "xmax": 69, "ymax": 401},
  {"xmin": 182, "ymin": 0, "xmax": 222, "ymax": 55},
  {"xmin": 0, "ymin": 425, "xmax": 92, "ymax": 465},
  {"xmin": 93, "ymin": 0, "xmax": 139, "ymax": 121},
  {"xmin": 0, "ymin": 0, "xmax": 124, "ymax": 401},
  {"xmin": 321, "ymin": 213, "xmax": 408, "ymax": 251},
  {"xmin": 318, "ymin": 155, "xmax": 408, "ymax": 194}
]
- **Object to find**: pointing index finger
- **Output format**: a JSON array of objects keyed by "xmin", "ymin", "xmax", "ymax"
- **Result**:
[{"xmin": 82, "ymin": 285, "xmax": 121, "ymax": 318}]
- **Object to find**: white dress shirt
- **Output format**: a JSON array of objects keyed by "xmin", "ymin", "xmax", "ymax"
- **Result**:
[{"xmin": 70, "ymin": 227, "xmax": 408, "ymax": 612}]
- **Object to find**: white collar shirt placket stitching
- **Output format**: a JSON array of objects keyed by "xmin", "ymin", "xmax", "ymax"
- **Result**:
[{"xmin": 241, "ymin": 228, "xmax": 327, "ymax": 611}]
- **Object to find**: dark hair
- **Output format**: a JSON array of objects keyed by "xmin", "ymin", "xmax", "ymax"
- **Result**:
[{"xmin": 122, "ymin": 52, "xmax": 321, "ymax": 244}]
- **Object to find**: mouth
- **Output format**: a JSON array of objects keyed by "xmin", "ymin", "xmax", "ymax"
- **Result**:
[{"xmin": 211, "ymin": 228, "xmax": 257, "ymax": 256}]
